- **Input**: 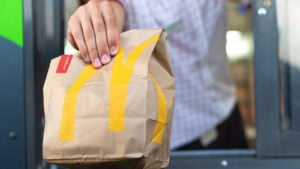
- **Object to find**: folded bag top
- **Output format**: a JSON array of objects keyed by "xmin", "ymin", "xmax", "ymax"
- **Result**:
[{"xmin": 43, "ymin": 29, "xmax": 175, "ymax": 169}]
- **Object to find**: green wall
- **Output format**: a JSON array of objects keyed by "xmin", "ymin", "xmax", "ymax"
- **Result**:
[{"xmin": 0, "ymin": 0, "xmax": 23, "ymax": 47}]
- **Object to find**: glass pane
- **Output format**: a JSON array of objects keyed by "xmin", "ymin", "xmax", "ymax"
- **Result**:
[{"xmin": 277, "ymin": 0, "xmax": 300, "ymax": 130}]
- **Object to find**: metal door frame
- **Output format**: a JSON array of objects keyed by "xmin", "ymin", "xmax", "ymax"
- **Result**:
[{"xmin": 23, "ymin": 0, "xmax": 65, "ymax": 168}]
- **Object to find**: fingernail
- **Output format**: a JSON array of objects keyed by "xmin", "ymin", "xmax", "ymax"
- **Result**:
[
  {"xmin": 85, "ymin": 55, "xmax": 90, "ymax": 62},
  {"xmin": 110, "ymin": 46, "xmax": 118, "ymax": 55},
  {"xmin": 93, "ymin": 57, "xmax": 101, "ymax": 68},
  {"xmin": 101, "ymin": 54, "xmax": 111, "ymax": 64}
]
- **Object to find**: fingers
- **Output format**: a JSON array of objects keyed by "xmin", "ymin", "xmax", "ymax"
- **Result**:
[
  {"xmin": 101, "ymin": 1, "xmax": 120, "ymax": 55},
  {"xmin": 90, "ymin": 1, "xmax": 111, "ymax": 65},
  {"xmin": 80, "ymin": 6, "xmax": 102, "ymax": 68},
  {"xmin": 67, "ymin": 0, "xmax": 121, "ymax": 69},
  {"xmin": 67, "ymin": 26, "xmax": 78, "ymax": 50},
  {"xmin": 67, "ymin": 14, "xmax": 90, "ymax": 63}
]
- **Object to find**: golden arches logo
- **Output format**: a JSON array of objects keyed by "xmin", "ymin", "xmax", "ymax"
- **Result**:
[{"xmin": 59, "ymin": 34, "xmax": 168, "ymax": 144}]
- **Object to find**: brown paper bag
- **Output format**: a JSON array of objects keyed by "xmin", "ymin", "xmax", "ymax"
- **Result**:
[{"xmin": 43, "ymin": 29, "xmax": 175, "ymax": 169}]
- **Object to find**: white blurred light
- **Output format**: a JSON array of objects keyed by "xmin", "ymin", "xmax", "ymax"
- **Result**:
[
  {"xmin": 64, "ymin": 39, "xmax": 78, "ymax": 54},
  {"xmin": 226, "ymin": 31, "xmax": 251, "ymax": 60}
]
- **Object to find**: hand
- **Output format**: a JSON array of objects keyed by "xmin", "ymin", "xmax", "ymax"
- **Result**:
[{"xmin": 67, "ymin": 0, "xmax": 125, "ymax": 68}]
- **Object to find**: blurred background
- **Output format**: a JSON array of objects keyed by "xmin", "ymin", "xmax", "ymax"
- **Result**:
[{"xmin": 226, "ymin": 1, "xmax": 255, "ymax": 149}]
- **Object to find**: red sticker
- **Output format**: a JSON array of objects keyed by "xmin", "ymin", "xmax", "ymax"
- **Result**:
[{"xmin": 56, "ymin": 55, "xmax": 73, "ymax": 73}]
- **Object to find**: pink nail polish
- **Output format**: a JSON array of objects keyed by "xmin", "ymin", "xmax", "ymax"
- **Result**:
[
  {"xmin": 94, "ymin": 57, "xmax": 101, "ymax": 67},
  {"xmin": 101, "ymin": 54, "xmax": 111, "ymax": 64},
  {"xmin": 110, "ymin": 46, "xmax": 118, "ymax": 55}
]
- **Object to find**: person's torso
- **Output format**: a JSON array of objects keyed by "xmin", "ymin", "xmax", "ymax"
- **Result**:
[{"xmin": 122, "ymin": 0, "xmax": 236, "ymax": 149}]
